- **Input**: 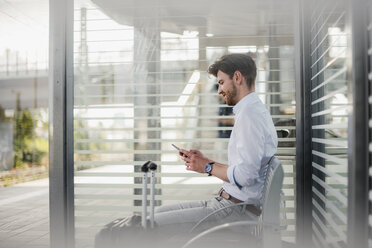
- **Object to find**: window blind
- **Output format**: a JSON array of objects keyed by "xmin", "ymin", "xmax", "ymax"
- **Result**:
[
  {"xmin": 309, "ymin": 1, "xmax": 349, "ymax": 247},
  {"xmin": 72, "ymin": 1, "xmax": 297, "ymax": 247}
]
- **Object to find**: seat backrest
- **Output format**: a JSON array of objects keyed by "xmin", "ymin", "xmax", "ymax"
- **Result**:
[{"xmin": 260, "ymin": 156, "xmax": 284, "ymax": 226}]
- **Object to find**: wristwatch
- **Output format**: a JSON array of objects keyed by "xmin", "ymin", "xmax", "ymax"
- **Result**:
[{"xmin": 204, "ymin": 162, "xmax": 215, "ymax": 176}]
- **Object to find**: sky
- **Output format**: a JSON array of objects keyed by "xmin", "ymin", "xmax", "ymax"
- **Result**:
[{"xmin": 0, "ymin": 0, "xmax": 49, "ymax": 66}]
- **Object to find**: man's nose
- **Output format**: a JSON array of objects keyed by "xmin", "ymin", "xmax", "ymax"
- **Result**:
[{"xmin": 217, "ymin": 86, "xmax": 222, "ymax": 94}]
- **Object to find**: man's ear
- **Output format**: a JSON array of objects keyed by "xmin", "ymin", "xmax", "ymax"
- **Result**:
[{"xmin": 234, "ymin": 71, "xmax": 243, "ymax": 85}]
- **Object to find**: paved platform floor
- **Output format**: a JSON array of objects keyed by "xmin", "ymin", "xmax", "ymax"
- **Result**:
[{"xmin": 0, "ymin": 178, "xmax": 49, "ymax": 248}]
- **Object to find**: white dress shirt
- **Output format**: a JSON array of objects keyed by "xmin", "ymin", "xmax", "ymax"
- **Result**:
[{"xmin": 223, "ymin": 92, "xmax": 278, "ymax": 205}]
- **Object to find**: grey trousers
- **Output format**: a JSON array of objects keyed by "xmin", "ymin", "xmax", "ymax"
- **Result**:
[
  {"xmin": 154, "ymin": 196, "xmax": 258, "ymax": 231},
  {"xmin": 137, "ymin": 197, "xmax": 259, "ymax": 248}
]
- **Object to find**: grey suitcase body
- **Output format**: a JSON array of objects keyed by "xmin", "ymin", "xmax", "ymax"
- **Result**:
[{"xmin": 94, "ymin": 161, "xmax": 157, "ymax": 248}]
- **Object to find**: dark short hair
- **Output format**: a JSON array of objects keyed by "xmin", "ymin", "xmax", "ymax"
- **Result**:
[{"xmin": 208, "ymin": 53, "xmax": 257, "ymax": 89}]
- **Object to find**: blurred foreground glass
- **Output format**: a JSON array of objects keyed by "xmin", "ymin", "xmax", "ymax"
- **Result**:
[
  {"xmin": 0, "ymin": 0, "xmax": 49, "ymax": 186},
  {"xmin": 309, "ymin": 0, "xmax": 350, "ymax": 246},
  {"xmin": 72, "ymin": 0, "xmax": 296, "ymax": 247}
]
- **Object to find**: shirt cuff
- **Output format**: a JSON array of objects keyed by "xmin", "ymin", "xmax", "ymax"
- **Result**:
[{"xmin": 227, "ymin": 166, "xmax": 243, "ymax": 190}]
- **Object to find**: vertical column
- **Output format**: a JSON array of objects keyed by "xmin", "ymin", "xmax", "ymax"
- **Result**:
[
  {"xmin": 347, "ymin": 0, "xmax": 369, "ymax": 246},
  {"xmin": 78, "ymin": 7, "xmax": 88, "ymax": 106},
  {"xmin": 267, "ymin": 25, "xmax": 281, "ymax": 123},
  {"xmin": 133, "ymin": 3, "xmax": 162, "ymax": 210},
  {"xmin": 197, "ymin": 20, "xmax": 207, "ymax": 138},
  {"xmin": 311, "ymin": 2, "xmax": 326, "ymax": 242},
  {"xmin": 294, "ymin": 0, "xmax": 313, "ymax": 247},
  {"xmin": 16, "ymin": 51, "xmax": 19, "ymax": 75},
  {"xmin": 49, "ymin": 0, "xmax": 75, "ymax": 247},
  {"xmin": 32, "ymin": 77, "xmax": 37, "ymax": 165},
  {"xmin": 198, "ymin": 21, "xmax": 207, "ymax": 71},
  {"xmin": 6, "ymin": 49, "xmax": 9, "ymax": 76}
]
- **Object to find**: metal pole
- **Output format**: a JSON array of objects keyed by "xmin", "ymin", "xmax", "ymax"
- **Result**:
[
  {"xmin": 150, "ymin": 170, "xmax": 155, "ymax": 229},
  {"xmin": 294, "ymin": 0, "xmax": 313, "ymax": 247},
  {"xmin": 142, "ymin": 171, "xmax": 148, "ymax": 229},
  {"xmin": 6, "ymin": 49, "xmax": 9, "ymax": 76},
  {"xmin": 16, "ymin": 51, "xmax": 19, "ymax": 75},
  {"xmin": 346, "ymin": 0, "xmax": 369, "ymax": 247},
  {"xmin": 133, "ymin": 3, "xmax": 162, "ymax": 211},
  {"xmin": 49, "ymin": 0, "xmax": 75, "ymax": 247}
]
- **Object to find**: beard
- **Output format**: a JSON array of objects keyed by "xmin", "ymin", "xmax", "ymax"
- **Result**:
[{"xmin": 225, "ymin": 84, "xmax": 238, "ymax": 106}]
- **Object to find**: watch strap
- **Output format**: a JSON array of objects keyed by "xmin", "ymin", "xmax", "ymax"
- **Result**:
[{"xmin": 206, "ymin": 162, "xmax": 215, "ymax": 176}]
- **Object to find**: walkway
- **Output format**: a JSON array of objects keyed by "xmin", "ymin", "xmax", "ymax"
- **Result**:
[{"xmin": 0, "ymin": 178, "xmax": 49, "ymax": 248}]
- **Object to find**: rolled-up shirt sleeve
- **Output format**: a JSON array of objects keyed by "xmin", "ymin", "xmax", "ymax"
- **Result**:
[{"xmin": 227, "ymin": 112, "xmax": 265, "ymax": 189}]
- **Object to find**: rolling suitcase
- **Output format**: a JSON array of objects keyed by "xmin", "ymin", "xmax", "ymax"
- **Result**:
[{"xmin": 94, "ymin": 161, "xmax": 158, "ymax": 248}]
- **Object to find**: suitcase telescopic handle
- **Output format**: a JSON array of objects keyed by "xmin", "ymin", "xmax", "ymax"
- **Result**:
[
  {"xmin": 141, "ymin": 169, "xmax": 148, "ymax": 229},
  {"xmin": 141, "ymin": 161, "xmax": 158, "ymax": 229},
  {"xmin": 141, "ymin": 161, "xmax": 157, "ymax": 172}
]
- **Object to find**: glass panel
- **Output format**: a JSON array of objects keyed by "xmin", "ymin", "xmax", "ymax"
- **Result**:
[
  {"xmin": 72, "ymin": 0, "xmax": 297, "ymax": 247},
  {"xmin": 0, "ymin": 0, "xmax": 49, "ymax": 247},
  {"xmin": 310, "ymin": 0, "xmax": 349, "ymax": 247}
]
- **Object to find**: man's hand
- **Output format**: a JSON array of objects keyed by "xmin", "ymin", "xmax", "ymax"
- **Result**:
[
  {"xmin": 179, "ymin": 149, "xmax": 211, "ymax": 174},
  {"xmin": 179, "ymin": 149, "xmax": 230, "ymax": 182}
]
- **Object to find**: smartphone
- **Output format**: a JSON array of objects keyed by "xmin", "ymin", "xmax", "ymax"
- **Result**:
[
  {"xmin": 171, "ymin": 144, "xmax": 180, "ymax": 151},
  {"xmin": 172, "ymin": 144, "xmax": 188, "ymax": 157}
]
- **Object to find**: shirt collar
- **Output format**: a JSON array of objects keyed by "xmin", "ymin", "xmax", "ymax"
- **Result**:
[{"xmin": 233, "ymin": 92, "xmax": 258, "ymax": 115}]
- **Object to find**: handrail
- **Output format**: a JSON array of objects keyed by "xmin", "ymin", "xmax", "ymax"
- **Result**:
[{"xmin": 182, "ymin": 220, "xmax": 280, "ymax": 248}]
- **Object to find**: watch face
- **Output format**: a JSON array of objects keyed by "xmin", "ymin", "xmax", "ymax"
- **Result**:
[{"xmin": 205, "ymin": 163, "xmax": 211, "ymax": 173}]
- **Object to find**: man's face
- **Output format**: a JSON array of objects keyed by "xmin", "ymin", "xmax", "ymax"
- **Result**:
[{"xmin": 217, "ymin": 70, "xmax": 238, "ymax": 106}]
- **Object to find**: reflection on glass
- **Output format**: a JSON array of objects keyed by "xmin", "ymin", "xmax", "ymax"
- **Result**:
[
  {"xmin": 310, "ymin": 1, "xmax": 349, "ymax": 246},
  {"xmin": 0, "ymin": 1, "xmax": 49, "ymax": 247},
  {"xmin": 72, "ymin": 1, "xmax": 297, "ymax": 247},
  {"xmin": 0, "ymin": 1, "xmax": 49, "ymax": 186}
]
